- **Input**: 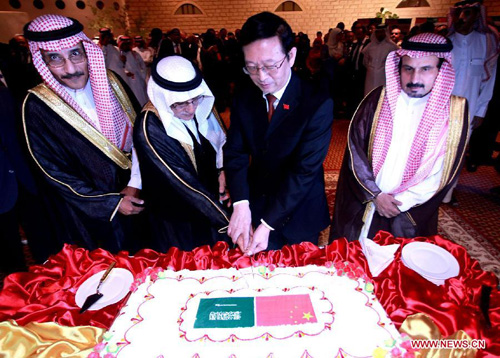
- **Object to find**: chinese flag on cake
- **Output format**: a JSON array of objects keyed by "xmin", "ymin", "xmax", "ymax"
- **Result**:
[{"xmin": 255, "ymin": 294, "xmax": 317, "ymax": 326}]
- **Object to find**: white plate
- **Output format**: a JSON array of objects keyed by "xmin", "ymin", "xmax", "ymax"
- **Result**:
[
  {"xmin": 401, "ymin": 242, "xmax": 459, "ymax": 279},
  {"xmin": 75, "ymin": 268, "xmax": 134, "ymax": 311}
]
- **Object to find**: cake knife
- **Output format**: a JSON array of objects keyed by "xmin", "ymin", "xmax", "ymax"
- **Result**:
[{"xmin": 79, "ymin": 262, "xmax": 116, "ymax": 313}]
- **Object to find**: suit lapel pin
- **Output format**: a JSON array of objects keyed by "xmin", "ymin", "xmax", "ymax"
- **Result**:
[{"xmin": 283, "ymin": 104, "xmax": 290, "ymax": 110}]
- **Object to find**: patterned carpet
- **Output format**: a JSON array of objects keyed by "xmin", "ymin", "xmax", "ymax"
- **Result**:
[{"xmin": 323, "ymin": 119, "xmax": 500, "ymax": 279}]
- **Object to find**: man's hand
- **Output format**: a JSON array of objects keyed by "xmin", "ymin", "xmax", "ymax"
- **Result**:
[
  {"xmin": 244, "ymin": 224, "xmax": 270, "ymax": 256},
  {"xmin": 118, "ymin": 186, "xmax": 144, "ymax": 215},
  {"xmin": 121, "ymin": 186, "xmax": 140, "ymax": 198},
  {"xmin": 373, "ymin": 193, "xmax": 402, "ymax": 218},
  {"xmin": 118, "ymin": 195, "xmax": 145, "ymax": 215},
  {"xmin": 218, "ymin": 170, "xmax": 231, "ymax": 207},
  {"xmin": 227, "ymin": 202, "xmax": 252, "ymax": 249}
]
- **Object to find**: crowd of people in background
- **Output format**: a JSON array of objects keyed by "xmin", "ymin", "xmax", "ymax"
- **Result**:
[
  {"xmin": 2, "ymin": 12, "xmax": 497, "ymax": 121},
  {"xmin": 0, "ymin": 0, "xmax": 499, "ymax": 273}
]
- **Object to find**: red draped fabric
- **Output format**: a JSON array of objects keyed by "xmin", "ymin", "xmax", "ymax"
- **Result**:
[{"xmin": 0, "ymin": 232, "xmax": 498, "ymax": 357}]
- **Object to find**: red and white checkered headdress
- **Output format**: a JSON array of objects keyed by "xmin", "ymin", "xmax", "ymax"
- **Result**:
[
  {"xmin": 371, "ymin": 33, "xmax": 455, "ymax": 194},
  {"xmin": 24, "ymin": 14, "xmax": 132, "ymax": 151}
]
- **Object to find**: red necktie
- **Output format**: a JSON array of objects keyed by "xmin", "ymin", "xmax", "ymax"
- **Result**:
[{"xmin": 266, "ymin": 93, "xmax": 277, "ymax": 122}]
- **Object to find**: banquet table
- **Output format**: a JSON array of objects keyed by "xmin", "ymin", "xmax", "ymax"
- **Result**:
[{"xmin": 0, "ymin": 231, "xmax": 498, "ymax": 358}]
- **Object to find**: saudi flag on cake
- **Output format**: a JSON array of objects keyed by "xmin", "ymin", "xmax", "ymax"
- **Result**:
[{"xmin": 194, "ymin": 294, "xmax": 317, "ymax": 328}]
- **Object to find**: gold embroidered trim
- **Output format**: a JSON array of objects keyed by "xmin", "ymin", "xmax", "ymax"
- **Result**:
[
  {"xmin": 142, "ymin": 101, "xmax": 159, "ymax": 117},
  {"xmin": 405, "ymin": 212, "xmax": 417, "ymax": 226},
  {"xmin": 143, "ymin": 104, "xmax": 198, "ymax": 172},
  {"xmin": 362, "ymin": 202, "xmax": 375, "ymax": 223},
  {"xmin": 21, "ymin": 93, "xmax": 121, "ymax": 206},
  {"xmin": 142, "ymin": 114, "xmax": 230, "ymax": 223},
  {"xmin": 28, "ymin": 84, "xmax": 131, "ymax": 170},
  {"xmin": 181, "ymin": 142, "xmax": 197, "ymax": 173},
  {"xmin": 368, "ymin": 87, "xmax": 385, "ymax": 163},
  {"xmin": 211, "ymin": 106, "xmax": 227, "ymax": 134},
  {"xmin": 347, "ymin": 88, "xmax": 386, "ymax": 198},
  {"xmin": 107, "ymin": 70, "xmax": 137, "ymax": 125},
  {"xmin": 110, "ymin": 197, "xmax": 123, "ymax": 222},
  {"xmin": 439, "ymin": 95, "xmax": 467, "ymax": 191},
  {"xmin": 218, "ymin": 225, "xmax": 228, "ymax": 234}
]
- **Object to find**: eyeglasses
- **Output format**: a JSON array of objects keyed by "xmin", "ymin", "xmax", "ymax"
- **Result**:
[
  {"xmin": 44, "ymin": 49, "xmax": 86, "ymax": 68},
  {"xmin": 243, "ymin": 55, "xmax": 287, "ymax": 76},
  {"xmin": 171, "ymin": 95, "xmax": 204, "ymax": 110}
]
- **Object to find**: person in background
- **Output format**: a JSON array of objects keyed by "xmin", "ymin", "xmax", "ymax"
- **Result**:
[
  {"xmin": 148, "ymin": 27, "xmax": 163, "ymax": 58},
  {"xmin": 390, "ymin": 25, "xmax": 403, "ymax": 47},
  {"xmin": 133, "ymin": 35, "xmax": 154, "ymax": 69},
  {"xmin": 98, "ymin": 27, "xmax": 128, "ymax": 83},
  {"xmin": 362, "ymin": 24, "xmax": 398, "ymax": 95},
  {"xmin": 157, "ymin": 28, "xmax": 185, "ymax": 60},
  {"xmin": 445, "ymin": 0, "xmax": 499, "ymax": 181},
  {"xmin": 118, "ymin": 35, "xmax": 148, "ymax": 106},
  {"xmin": 1, "ymin": 86, "xmax": 57, "ymax": 272},
  {"xmin": 345, "ymin": 21, "xmax": 370, "ymax": 117},
  {"xmin": 0, "ymin": 35, "xmax": 42, "ymax": 106}
]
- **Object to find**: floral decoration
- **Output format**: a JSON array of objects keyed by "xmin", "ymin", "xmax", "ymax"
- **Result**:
[
  {"xmin": 373, "ymin": 333, "xmax": 416, "ymax": 358},
  {"xmin": 130, "ymin": 267, "xmax": 165, "ymax": 292}
]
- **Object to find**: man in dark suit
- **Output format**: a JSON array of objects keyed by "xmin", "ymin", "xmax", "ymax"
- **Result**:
[
  {"xmin": 345, "ymin": 21, "xmax": 370, "ymax": 117},
  {"xmin": 224, "ymin": 12, "xmax": 333, "ymax": 255},
  {"xmin": 157, "ymin": 28, "xmax": 186, "ymax": 60},
  {"xmin": 0, "ymin": 87, "xmax": 57, "ymax": 272}
]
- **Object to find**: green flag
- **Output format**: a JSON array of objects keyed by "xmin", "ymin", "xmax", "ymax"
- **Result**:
[{"xmin": 194, "ymin": 297, "xmax": 255, "ymax": 329}]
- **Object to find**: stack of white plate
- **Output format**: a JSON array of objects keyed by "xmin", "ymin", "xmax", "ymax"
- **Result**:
[{"xmin": 401, "ymin": 242, "xmax": 460, "ymax": 286}]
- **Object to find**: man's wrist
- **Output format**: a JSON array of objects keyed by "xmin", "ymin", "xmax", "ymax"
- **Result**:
[{"xmin": 233, "ymin": 199, "xmax": 249, "ymax": 207}]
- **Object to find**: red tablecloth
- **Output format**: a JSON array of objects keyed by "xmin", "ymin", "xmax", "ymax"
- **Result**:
[{"xmin": 0, "ymin": 231, "xmax": 498, "ymax": 357}]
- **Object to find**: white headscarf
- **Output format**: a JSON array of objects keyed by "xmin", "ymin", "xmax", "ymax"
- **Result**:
[
  {"xmin": 327, "ymin": 28, "xmax": 344, "ymax": 59},
  {"xmin": 147, "ymin": 56, "xmax": 225, "ymax": 166}
]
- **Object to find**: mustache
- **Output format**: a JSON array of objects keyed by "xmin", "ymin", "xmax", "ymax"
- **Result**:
[
  {"xmin": 61, "ymin": 71, "xmax": 85, "ymax": 79},
  {"xmin": 406, "ymin": 83, "xmax": 424, "ymax": 89}
]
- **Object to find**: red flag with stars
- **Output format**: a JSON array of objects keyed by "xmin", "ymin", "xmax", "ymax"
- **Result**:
[{"xmin": 255, "ymin": 294, "xmax": 317, "ymax": 326}]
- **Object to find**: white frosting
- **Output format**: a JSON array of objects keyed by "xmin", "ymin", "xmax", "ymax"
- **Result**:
[{"xmin": 98, "ymin": 264, "xmax": 405, "ymax": 357}]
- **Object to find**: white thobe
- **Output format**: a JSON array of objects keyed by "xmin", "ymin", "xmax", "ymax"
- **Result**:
[
  {"xmin": 122, "ymin": 50, "xmax": 148, "ymax": 106},
  {"xmin": 450, "ymin": 31, "xmax": 498, "ymax": 122},
  {"xmin": 359, "ymin": 92, "xmax": 445, "ymax": 239},
  {"xmin": 362, "ymin": 40, "xmax": 398, "ymax": 95},
  {"xmin": 64, "ymin": 81, "xmax": 142, "ymax": 189},
  {"xmin": 101, "ymin": 44, "xmax": 128, "ymax": 82},
  {"xmin": 133, "ymin": 46, "xmax": 154, "ymax": 67}
]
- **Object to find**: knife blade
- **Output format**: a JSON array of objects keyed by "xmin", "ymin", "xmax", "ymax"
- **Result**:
[{"xmin": 79, "ymin": 262, "xmax": 116, "ymax": 314}]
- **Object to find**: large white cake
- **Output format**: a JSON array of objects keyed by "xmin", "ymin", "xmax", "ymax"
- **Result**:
[{"xmin": 91, "ymin": 263, "xmax": 413, "ymax": 358}]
